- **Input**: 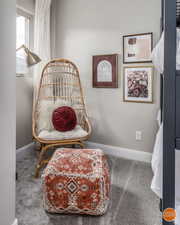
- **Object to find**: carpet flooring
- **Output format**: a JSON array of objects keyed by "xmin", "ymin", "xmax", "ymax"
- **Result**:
[{"xmin": 16, "ymin": 148, "xmax": 161, "ymax": 225}]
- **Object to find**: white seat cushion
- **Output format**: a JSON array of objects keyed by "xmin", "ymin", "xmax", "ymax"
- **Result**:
[{"xmin": 38, "ymin": 125, "xmax": 88, "ymax": 140}]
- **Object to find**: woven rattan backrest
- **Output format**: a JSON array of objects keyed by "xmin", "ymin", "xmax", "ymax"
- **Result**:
[{"xmin": 35, "ymin": 59, "xmax": 87, "ymax": 130}]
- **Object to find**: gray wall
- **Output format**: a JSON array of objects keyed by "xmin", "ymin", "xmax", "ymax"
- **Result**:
[
  {"xmin": 0, "ymin": 1, "xmax": 16, "ymax": 225},
  {"xmin": 53, "ymin": 0, "xmax": 161, "ymax": 153},
  {"xmin": 16, "ymin": 0, "xmax": 35, "ymax": 14},
  {"xmin": 16, "ymin": 0, "xmax": 35, "ymax": 149},
  {"xmin": 16, "ymin": 77, "xmax": 33, "ymax": 148}
]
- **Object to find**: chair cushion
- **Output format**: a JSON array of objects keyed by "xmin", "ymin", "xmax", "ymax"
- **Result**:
[
  {"xmin": 37, "ymin": 100, "xmax": 71, "ymax": 133},
  {"xmin": 38, "ymin": 125, "xmax": 88, "ymax": 140},
  {"xmin": 52, "ymin": 106, "xmax": 77, "ymax": 132}
]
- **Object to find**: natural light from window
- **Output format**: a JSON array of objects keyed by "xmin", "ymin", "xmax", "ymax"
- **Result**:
[
  {"xmin": 16, "ymin": 16, "xmax": 26, "ymax": 48},
  {"xmin": 16, "ymin": 15, "xmax": 29, "ymax": 48},
  {"xmin": 16, "ymin": 14, "xmax": 30, "ymax": 74}
]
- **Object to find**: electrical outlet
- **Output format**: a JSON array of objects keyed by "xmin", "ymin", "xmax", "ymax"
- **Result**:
[{"xmin": 136, "ymin": 131, "xmax": 142, "ymax": 141}]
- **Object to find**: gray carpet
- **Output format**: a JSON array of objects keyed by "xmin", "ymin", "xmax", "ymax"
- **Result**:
[{"xmin": 16, "ymin": 148, "xmax": 161, "ymax": 225}]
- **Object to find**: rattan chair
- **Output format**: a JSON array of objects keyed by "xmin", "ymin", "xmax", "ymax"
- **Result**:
[{"xmin": 33, "ymin": 59, "xmax": 92, "ymax": 177}]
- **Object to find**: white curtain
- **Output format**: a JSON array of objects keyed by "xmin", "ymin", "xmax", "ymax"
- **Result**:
[{"xmin": 34, "ymin": 0, "xmax": 52, "ymax": 100}]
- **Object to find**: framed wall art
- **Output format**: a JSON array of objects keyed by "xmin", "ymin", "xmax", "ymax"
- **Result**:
[
  {"xmin": 123, "ymin": 66, "xmax": 153, "ymax": 103},
  {"xmin": 123, "ymin": 33, "xmax": 153, "ymax": 63},
  {"xmin": 93, "ymin": 54, "xmax": 118, "ymax": 88}
]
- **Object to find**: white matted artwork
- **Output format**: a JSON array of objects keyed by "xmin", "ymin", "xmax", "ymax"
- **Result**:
[
  {"xmin": 93, "ymin": 54, "xmax": 118, "ymax": 88},
  {"xmin": 123, "ymin": 66, "xmax": 153, "ymax": 103},
  {"xmin": 97, "ymin": 60, "xmax": 113, "ymax": 82},
  {"xmin": 123, "ymin": 33, "xmax": 153, "ymax": 63}
]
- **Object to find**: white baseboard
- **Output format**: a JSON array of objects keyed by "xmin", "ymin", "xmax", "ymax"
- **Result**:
[
  {"xmin": 86, "ymin": 141, "xmax": 152, "ymax": 163},
  {"xmin": 16, "ymin": 141, "xmax": 152, "ymax": 163},
  {"xmin": 12, "ymin": 218, "xmax": 18, "ymax": 225},
  {"xmin": 16, "ymin": 142, "xmax": 35, "ymax": 161}
]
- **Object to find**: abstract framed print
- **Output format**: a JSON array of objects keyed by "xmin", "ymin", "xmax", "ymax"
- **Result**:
[{"xmin": 123, "ymin": 66, "xmax": 153, "ymax": 103}]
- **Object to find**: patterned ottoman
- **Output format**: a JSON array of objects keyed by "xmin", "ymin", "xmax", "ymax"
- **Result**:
[{"xmin": 42, "ymin": 148, "xmax": 110, "ymax": 215}]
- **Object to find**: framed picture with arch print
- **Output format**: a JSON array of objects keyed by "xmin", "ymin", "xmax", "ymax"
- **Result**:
[{"xmin": 93, "ymin": 54, "xmax": 118, "ymax": 88}]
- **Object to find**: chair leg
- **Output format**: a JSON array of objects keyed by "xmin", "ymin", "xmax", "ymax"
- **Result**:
[
  {"xmin": 34, "ymin": 145, "xmax": 49, "ymax": 178},
  {"xmin": 78, "ymin": 141, "xmax": 85, "ymax": 149},
  {"xmin": 34, "ymin": 164, "xmax": 41, "ymax": 178},
  {"xmin": 35, "ymin": 143, "xmax": 43, "ymax": 158},
  {"xmin": 36, "ymin": 143, "xmax": 42, "ymax": 151}
]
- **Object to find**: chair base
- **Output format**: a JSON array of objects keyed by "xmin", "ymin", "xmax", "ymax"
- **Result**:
[{"xmin": 34, "ymin": 141, "xmax": 85, "ymax": 178}]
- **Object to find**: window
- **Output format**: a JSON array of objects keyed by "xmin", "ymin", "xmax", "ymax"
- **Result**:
[
  {"xmin": 16, "ymin": 10, "xmax": 33, "ymax": 75},
  {"xmin": 16, "ymin": 14, "xmax": 30, "ymax": 49}
]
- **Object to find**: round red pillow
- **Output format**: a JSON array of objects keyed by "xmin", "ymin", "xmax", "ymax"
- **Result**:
[{"xmin": 52, "ymin": 106, "xmax": 77, "ymax": 132}]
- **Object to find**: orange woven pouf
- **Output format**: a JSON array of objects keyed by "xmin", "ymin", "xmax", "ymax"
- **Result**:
[{"xmin": 42, "ymin": 148, "xmax": 110, "ymax": 215}]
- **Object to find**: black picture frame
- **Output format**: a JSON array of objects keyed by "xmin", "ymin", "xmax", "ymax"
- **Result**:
[{"xmin": 123, "ymin": 32, "xmax": 153, "ymax": 64}]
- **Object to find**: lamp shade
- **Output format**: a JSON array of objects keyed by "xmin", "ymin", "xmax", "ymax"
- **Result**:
[
  {"xmin": 26, "ymin": 50, "xmax": 41, "ymax": 66},
  {"xmin": 24, "ymin": 47, "xmax": 41, "ymax": 66},
  {"xmin": 16, "ymin": 45, "xmax": 41, "ymax": 67}
]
